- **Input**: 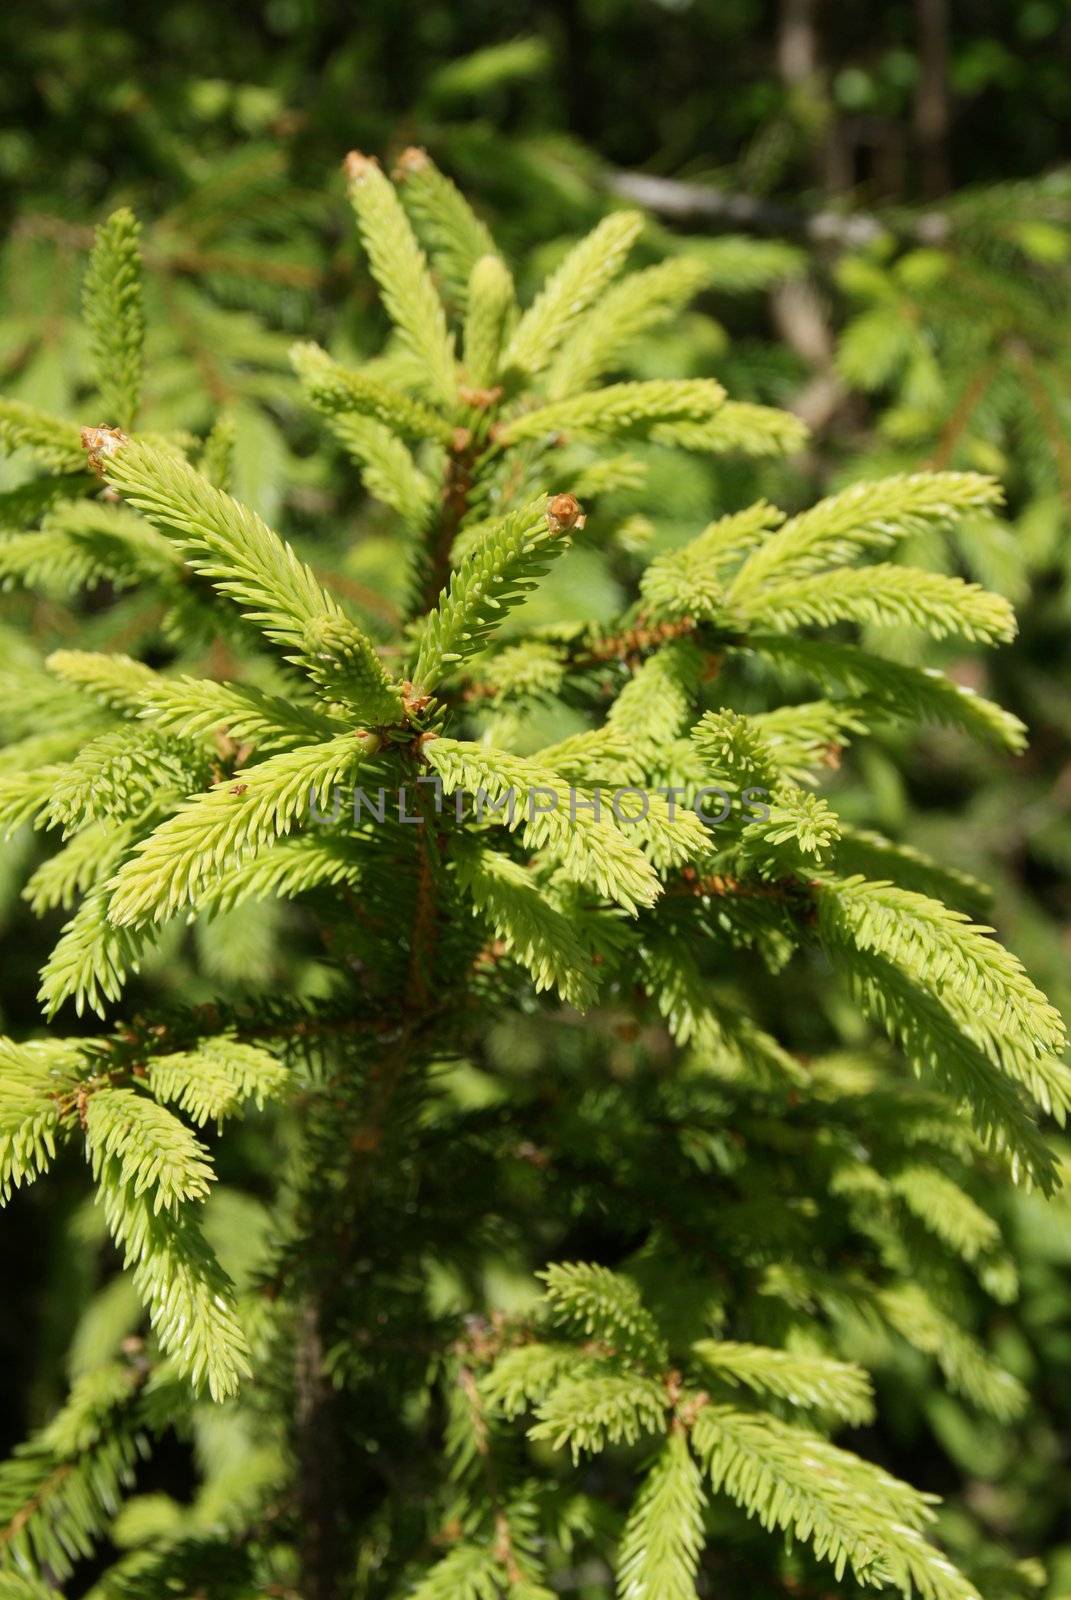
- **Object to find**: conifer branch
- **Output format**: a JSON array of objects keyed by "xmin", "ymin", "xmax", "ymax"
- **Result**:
[
  {"xmin": 728, "ymin": 472, "xmax": 1002, "ymax": 599},
  {"xmin": 343, "ymin": 152, "xmax": 457, "ymax": 405},
  {"xmin": 0, "ymin": 401, "xmax": 87, "ymax": 473},
  {"xmin": 499, "ymin": 378, "xmax": 725, "ymax": 445},
  {"xmin": 82, "ymin": 209, "xmax": 145, "ymax": 432},
  {"xmin": 291, "ymin": 341, "xmax": 454, "ymax": 445},
  {"xmin": 393, "ymin": 147, "xmax": 499, "ymax": 307},
  {"xmin": 423, "ymin": 739, "xmax": 662, "ymax": 913},
  {"xmin": 504, "ymin": 210, "xmax": 645, "ymax": 376},
  {"xmin": 413, "ymin": 495, "xmax": 575, "ymax": 690},
  {"xmin": 107, "ymin": 734, "xmax": 376, "ymax": 924},
  {"xmin": 463, "ymin": 254, "xmax": 517, "ymax": 387}
]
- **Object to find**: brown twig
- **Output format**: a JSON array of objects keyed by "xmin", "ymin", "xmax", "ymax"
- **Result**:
[
  {"xmin": 604, "ymin": 169, "xmax": 951, "ymax": 248},
  {"xmin": 925, "ymin": 354, "xmax": 1000, "ymax": 470},
  {"xmin": 416, "ymin": 432, "xmax": 480, "ymax": 618}
]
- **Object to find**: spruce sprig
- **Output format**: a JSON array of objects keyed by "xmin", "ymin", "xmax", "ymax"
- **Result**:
[{"xmin": 81, "ymin": 208, "xmax": 145, "ymax": 432}]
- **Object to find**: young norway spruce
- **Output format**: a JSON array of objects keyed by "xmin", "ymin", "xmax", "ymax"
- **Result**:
[{"xmin": 0, "ymin": 154, "xmax": 1066, "ymax": 1599}]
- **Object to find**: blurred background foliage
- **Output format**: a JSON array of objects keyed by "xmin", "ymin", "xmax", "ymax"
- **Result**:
[{"xmin": 3, "ymin": 0, "xmax": 1071, "ymax": 1592}]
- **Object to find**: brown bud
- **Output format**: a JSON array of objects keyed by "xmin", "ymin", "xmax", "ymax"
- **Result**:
[
  {"xmin": 458, "ymin": 384, "xmax": 503, "ymax": 410},
  {"xmin": 81, "ymin": 425, "xmax": 127, "ymax": 476},
  {"xmin": 677, "ymin": 1389, "xmax": 710, "ymax": 1428},
  {"xmin": 547, "ymin": 492, "xmax": 585, "ymax": 533},
  {"xmin": 450, "ymin": 425, "xmax": 473, "ymax": 455},
  {"xmin": 229, "ymin": 783, "xmax": 248, "ymax": 797},
  {"xmin": 402, "ymin": 680, "xmax": 433, "ymax": 717},
  {"xmin": 343, "ymin": 150, "xmax": 379, "ymax": 184},
  {"xmin": 393, "ymin": 146, "xmax": 430, "ymax": 180}
]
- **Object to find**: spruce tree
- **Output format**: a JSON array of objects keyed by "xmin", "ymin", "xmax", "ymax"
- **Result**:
[{"xmin": 0, "ymin": 155, "xmax": 1066, "ymax": 1600}]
